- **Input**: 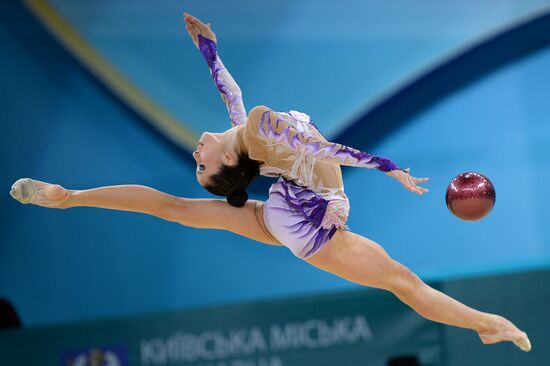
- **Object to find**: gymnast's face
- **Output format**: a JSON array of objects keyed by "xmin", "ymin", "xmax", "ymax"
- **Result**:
[{"xmin": 192, "ymin": 131, "xmax": 237, "ymax": 186}]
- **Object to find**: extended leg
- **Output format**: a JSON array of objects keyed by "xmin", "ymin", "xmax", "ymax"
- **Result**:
[
  {"xmin": 306, "ymin": 230, "xmax": 531, "ymax": 351},
  {"xmin": 9, "ymin": 178, "xmax": 278, "ymax": 245},
  {"xmin": 10, "ymin": 178, "xmax": 176, "ymax": 214}
]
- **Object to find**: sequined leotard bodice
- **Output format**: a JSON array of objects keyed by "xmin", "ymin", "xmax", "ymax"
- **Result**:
[{"xmin": 237, "ymin": 110, "xmax": 345, "ymax": 197}]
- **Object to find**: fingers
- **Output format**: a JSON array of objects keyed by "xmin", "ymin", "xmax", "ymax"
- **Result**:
[
  {"xmin": 185, "ymin": 13, "xmax": 202, "ymax": 24},
  {"xmin": 184, "ymin": 23, "xmax": 194, "ymax": 35},
  {"xmin": 183, "ymin": 14, "xmax": 199, "ymax": 30},
  {"xmin": 404, "ymin": 175, "xmax": 429, "ymax": 195},
  {"xmin": 184, "ymin": 25, "xmax": 198, "ymax": 46},
  {"xmin": 406, "ymin": 184, "xmax": 427, "ymax": 195},
  {"xmin": 406, "ymin": 184, "xmax": 428, "ymax": 195},
  {"xmin": 183, "ymin": 12, "xmax": 207, "ymax": 30},
  {"xmin": 183, "ymin": 14, "xmax": 201, "ymax": 46},
  {"xmin": 183, "ymin": 12, "xmax": 200, "ymax": 24},
  {"xmin": 183, "ymin": 12, "xmax": 217, "ymax": 44},
  {"xmin": 187, "ymin": 24, "xmax": 198, "ymax": 39},
  {"xmin": 393, "ymin": 169, "xmax": 429, "ymax": 195}
]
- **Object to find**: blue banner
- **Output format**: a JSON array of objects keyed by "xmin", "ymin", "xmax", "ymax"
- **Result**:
[{"xmin": 0, "ymin": 289, "xmax": 442, "ymax": 366}]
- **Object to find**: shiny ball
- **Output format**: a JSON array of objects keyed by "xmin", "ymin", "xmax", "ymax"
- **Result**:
[{"xmin": 446, "ymin": 172, "xmax": 496, "ymax": 221}]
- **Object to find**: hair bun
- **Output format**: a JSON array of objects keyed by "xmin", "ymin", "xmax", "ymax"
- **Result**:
[{"xmin": 227, "ymin": 190, "xmax": 248, "ymax": 207}]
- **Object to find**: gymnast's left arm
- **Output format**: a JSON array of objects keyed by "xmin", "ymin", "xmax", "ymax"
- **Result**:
[
  {"xmin": 248, "ymin": 106, "xmax": 429, "ymax": 195},
  {"xmin": 184, "ymin": 13, "xmax": 247, "ymax": 127}
]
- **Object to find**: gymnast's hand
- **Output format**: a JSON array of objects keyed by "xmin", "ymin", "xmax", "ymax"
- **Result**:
[
  {"xmin": 183, "ymin": 12, "xmax": 217, "ymax": 47},
  {"xmin": 386, "ymin": 168, "xmax": 429, "ymax": 195}
]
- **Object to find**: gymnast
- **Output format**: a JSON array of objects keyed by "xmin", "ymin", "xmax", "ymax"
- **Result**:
[{"xmin": 10, "ymin": 12, "xmax": 530, "ymax": 352}]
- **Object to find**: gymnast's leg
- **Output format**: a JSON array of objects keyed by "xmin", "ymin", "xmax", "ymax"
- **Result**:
[
  {"xmin": 306, "ymin": 230, "xmax": 531, "ymax": 351},
  {"xmin": 10, "ymin": 179, "xmax": 529, "ymax": 350},
  {"xmin": 9, "ymin": 178, "xmax": 278, "ymax": 245}
]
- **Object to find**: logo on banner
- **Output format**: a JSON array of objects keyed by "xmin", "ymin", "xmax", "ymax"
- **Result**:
[{"xmin": 61, "ymin": 346, "xmax": 128, "ymax": 366}]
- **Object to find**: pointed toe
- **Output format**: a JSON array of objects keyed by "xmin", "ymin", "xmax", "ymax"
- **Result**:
[{"xmin": 10, "ymin": 178, "xmax": 37, "ymax": 204}]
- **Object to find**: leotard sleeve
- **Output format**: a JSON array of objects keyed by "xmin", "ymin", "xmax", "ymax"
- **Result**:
[
  {"xmin": 256, "ymin": 109, "xmax": 405, "ymax": 172},
  {"xmin": 198, "ymin": 34, "xmax": 247, "ymax": 127}
]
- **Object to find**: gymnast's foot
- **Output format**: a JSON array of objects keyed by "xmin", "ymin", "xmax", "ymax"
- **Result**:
[
  {"xmin": 10, "ymin": 178, "xmax": 70, "ymax": 208},
  {"xmin": 478, "ymin": 314, "xmax": 531, "ymax": 352}
]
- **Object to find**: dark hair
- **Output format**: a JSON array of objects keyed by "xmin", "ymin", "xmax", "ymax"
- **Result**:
[{"xmin": 204, "ymin": 152, "xmax": 260, "ymax": 207}]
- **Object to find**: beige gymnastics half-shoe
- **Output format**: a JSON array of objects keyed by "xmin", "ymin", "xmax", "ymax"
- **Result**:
[{"xmin": 10, "ymin": 178, "xmax": 70, "ymax": 208}]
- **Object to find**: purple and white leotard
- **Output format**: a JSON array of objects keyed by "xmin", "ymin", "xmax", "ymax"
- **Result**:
[{"xmin": 199, "ymin": 34, "xmax": 404, "ymax": 259}]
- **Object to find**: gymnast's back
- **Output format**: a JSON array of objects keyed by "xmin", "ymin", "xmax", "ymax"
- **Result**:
[{"xmin": 238, "ymin": 106, "xmax": 346, "ymax": 196}]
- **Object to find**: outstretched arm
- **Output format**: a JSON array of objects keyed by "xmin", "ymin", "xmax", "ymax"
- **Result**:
[
  {"xmin": 184, "ymin": 13, "xmax": 247, "ymax": 127},
  {"xmin": 250, "ymin": 106, "xmax": 403, "ymax": 171},
  {"xmin": 248, "ymin": 106, "xmax": 429, "ymax": 195}
]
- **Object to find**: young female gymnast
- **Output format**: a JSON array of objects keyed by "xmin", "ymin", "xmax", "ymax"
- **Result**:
[{"xmin": 10, "ymin": 12, "xmax": 530, "ymax": 352}]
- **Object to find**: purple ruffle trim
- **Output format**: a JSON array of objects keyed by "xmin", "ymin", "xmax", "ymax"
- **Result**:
[{"xmin": 272, "ymin": 179, "xmax": 341, "ymax": 258}]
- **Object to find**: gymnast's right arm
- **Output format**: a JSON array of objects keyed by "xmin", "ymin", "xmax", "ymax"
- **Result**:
[{"xmin": 184, "ymin": 13, "xmax": 247, "ymax": 127}]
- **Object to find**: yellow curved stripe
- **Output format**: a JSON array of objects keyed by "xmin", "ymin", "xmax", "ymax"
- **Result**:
[{"xmin": 23, "ymin": 0, "xmax": 198, "ymax": 150}]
